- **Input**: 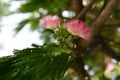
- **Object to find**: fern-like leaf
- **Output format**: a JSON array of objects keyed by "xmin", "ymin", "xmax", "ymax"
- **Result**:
[{"xmin": 0, "ymin": 45, "xmax": 73, "ymax": 80}]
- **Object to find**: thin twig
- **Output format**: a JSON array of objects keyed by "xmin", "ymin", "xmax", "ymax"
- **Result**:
[
  {"xmin": 71, "ymin": 0, "xmax": 83, "ymax": 16},
  {"xmin": 76, "ymin": 0, "xmax": 96, "ymax": 19},
  {"xmin": 104, "ymin": 21, "xmax": 120, "ymax": 27}
]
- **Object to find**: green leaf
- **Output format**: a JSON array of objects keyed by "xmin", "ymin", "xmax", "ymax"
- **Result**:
[
  {"xmin": 30, "ymin": 20, "xmax": 39, "ymax": 31},
  {"xmin": 14, "ymin": 19, "xmax": 29, "ymax": 34},
  {"xmin": 0, "ymin": 45, "xmax": 73, "ymax": 80}
]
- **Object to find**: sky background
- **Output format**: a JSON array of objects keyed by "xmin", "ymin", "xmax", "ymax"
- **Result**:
[{"xmin": 0, "ymin": 0, "xmax": 43, "ymax": 57}]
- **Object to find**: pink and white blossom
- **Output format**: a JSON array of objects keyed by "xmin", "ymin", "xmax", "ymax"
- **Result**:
[
  {"xmin": 105, "ymin": 62, "xmax": 115, "ymax": 73},
  {"xmin": 65, "ymin": 20, "xmax": 91, "ymax": 40},
  {"xmin": 40, "ymin": 15, "xmax": 60, "ymax": 29}
]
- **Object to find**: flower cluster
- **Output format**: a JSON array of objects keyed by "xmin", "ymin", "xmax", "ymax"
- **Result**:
[
  {"xmin": 40, "ymin": 15, "xmax": 60, "ymax": 29},
  {"xmin": 40, "ymin": 15, "xmax": 91, "ymax": 40},
  {"xmin": 65, "ymin": 20, "xmax": 91, "ymax": 40}
]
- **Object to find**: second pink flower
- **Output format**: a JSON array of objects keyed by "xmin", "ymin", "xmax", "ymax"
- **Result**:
[
  {"xmin": 40, "ymin": 15, "xmax": 60, "ymax": 29},
  {"xmin": 65, "ymin": 20, "xmax": 91, "ymax": 40}
]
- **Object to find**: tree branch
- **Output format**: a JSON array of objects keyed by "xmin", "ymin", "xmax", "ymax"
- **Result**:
[
  {"xmin": 87, "ymin": 12, "xmax": 120, "ymax": 28},
  {"xmin": 87, "ymin": 12, "xmax": 120, "ymax": 27},
  {"xmin": 74, "ymin": 56, "xmax": 90, "ymax": 80},
  {"xmin": 97, "ymin": 0, "xmax": 109, "ymax": 17},
  {"xmin": 104, "ymin": 21, "xmax": 120, "ymax": 27},
  {"xmin": 71, "ymin": 0, "xmax": 83, "ymax": 17},
  {"xmin": 76, "ymin": 0, "xmax": 96, "ymax": 19},
  {"xmin": 72, "ymin": 38, "xmax": 90, "ymax": 80},
  {"xmin": 91, "ymin": 0, "xmax": 120, "ymax": 37},
  {"xmin": 87, "ymin": 11, "xmax": 96, "ymax": 19}
]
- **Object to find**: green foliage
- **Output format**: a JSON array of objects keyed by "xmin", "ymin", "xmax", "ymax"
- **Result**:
[
  {"xmin": 14, "ymin": 0, "xmax": 70, "ymax": 33},
  {"xmin": 1, "ymin": 0, "xmax": 120, "ymax": 80},
  {"xmin": 29, "ymin": 20, "xmax": 39, "ymax": 31},
  {"xmin": 0, "ymin": 44, "xmax": 73, "ymax": 80},
  {"xmin": 14, "ymin": 19, "xmax": 29, "ymax": 34},
  {"xmin": 19, "ymin": 0, "xmax": 69, "ymax": 14},
  {"xmin": 85, "ymin": 16, "xmax": 94, "ymax": 27},
  {"xmin": 55, "ymin": 25, "xmax": 74, "ymax": 47},
  {"xmin": 40, "ymin": 29, "xmax": 55, "ymax": 44},
  {"xmin": 0, "ymin": 0, "xmax": 10, "ymax": 19}
]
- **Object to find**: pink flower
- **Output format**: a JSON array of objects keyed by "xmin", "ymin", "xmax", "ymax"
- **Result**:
[
  {"xmin": 105, "ymin": 62, "xmax": 115, "ymax": 73},
  {"xmin": 40, "ymin": 15, "xmax": 60, "ymax": 29},
  {"xmin": 65, "ymin": 20, "xmax": 91, "ymax": 40}
]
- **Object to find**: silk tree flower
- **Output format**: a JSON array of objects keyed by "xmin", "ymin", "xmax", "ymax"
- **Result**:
[
  {"xmin": 65, "ymin": 20, "xmax": 91, "ymax": 40},
  {"xmin": 104, "ymin": 61, "xmax": 116, "ymax": 79},
  {"xmin": 105, "ymin": 62, "xmax": 115, "ymax": 73},
  {"xmin": 40, "ymin": 15, "xmax": 60, "ymax": 29}
]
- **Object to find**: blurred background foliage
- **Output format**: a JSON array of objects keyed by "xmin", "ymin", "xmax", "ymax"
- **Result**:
[
  {"xmin": 0, "ymin": 0, "xmax": 10, "ymax": 20},
  {"xmin": 0, "ymin": 0, "xmax": 120, "ymax": 80},
  {"xmin": 0, "ymin": 0, "xmax": 10, "ymax": 31}
]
